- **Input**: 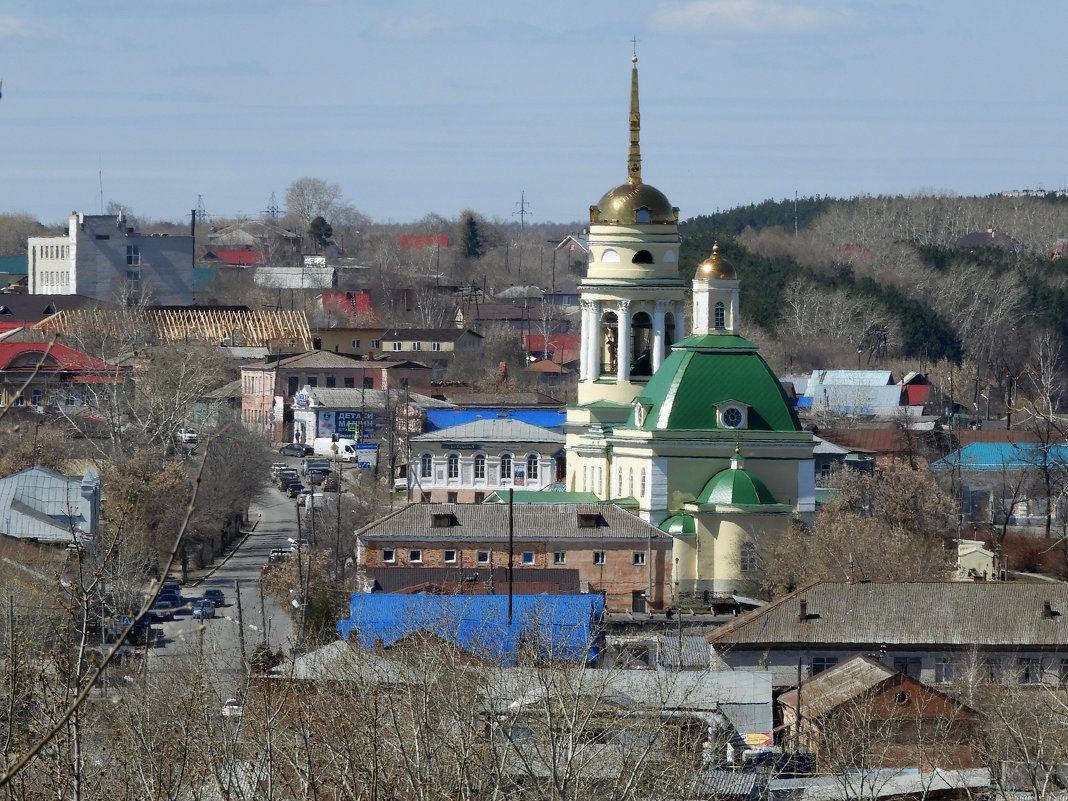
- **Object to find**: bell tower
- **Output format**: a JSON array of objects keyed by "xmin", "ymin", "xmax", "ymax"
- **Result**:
[{"xmin": 576, "ymin": 54, "xmax": 688, "ymax": 406}]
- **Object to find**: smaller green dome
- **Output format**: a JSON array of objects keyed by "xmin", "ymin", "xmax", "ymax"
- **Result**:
[
  {"xmin": 660, "ymin": 513, "xmax": 697, "ymax": 536},
  {"xmin": 696, "ymin": 466, "xmax": 778, "ymax": 506}
]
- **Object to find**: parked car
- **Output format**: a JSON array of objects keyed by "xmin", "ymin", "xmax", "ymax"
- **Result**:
[
  {"xmin": 149, "ymin": 600, "xmax": 177, "ymax": 622},
  {"xmin": 323, "ymin": 474, "xmax": 340, "ymax": 492},
  {"xmin": 301, "ymin": 459, "xmax": 330, "ymax": 476},
  {"xmin": 268, "ymin": 548, "xmax": 288, "ymax": 564},
  {"xmin": 175, "ymin": 428, "xmax": 198, "ymax": 444},
  {"xmin": 203, "ymin": 589, "xmax": 225, "ymax": 607},
  {"xmin": 192, "ymin": 599, "xmax": 216, "ymax": 619},
  {"xmin": 287, "ymin": 538, "xmax": 309, "ymax": 552},
  {"xmin": 279, "ymin": 443, "xmax": 311, "ymax": 457},
  {"xmin": 307, "ymin": 469, "xmax": 330, "ymax": 486},
  {"xmin": 287, "ymin": 482, "xmax": 306, "ymax": 498}
]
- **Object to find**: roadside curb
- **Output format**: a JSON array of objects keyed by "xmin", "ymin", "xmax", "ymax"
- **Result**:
[{"xmin": 191, "ymin": 517, "xmax": 260, "ymax": 588}]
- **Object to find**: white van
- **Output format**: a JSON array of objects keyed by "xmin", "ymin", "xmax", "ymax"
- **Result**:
[{"xmin": 312, "ymin": 437, "xmax": 358, "ymax": 462}]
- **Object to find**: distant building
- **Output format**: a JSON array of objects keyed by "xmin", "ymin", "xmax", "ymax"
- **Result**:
[
  {"xmin": 28, "ymin": 212, "xmax": 193, "ymax": 305},
  {"xmin": 0, "ymin": 466, "xmax": 100, "ymax": 545},
  {"xmin": 356, "ymin": 502, "xmax": 672, "ymax": 612}
]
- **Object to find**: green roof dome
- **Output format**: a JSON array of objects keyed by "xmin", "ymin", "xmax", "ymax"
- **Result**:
[
  {"xmin": 631, "ymin": 336, "xmax": 802, "ymax": 432},
  {"xmin": 659, "ymin": 513, "xmax": 697, "ymax": 536},
  {"xmin": 696, "ymin": 464, "xmax": 779, "ymax": 506}
]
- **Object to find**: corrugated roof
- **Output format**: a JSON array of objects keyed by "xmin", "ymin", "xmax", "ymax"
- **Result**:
[
  {"xmin": 707, "ymin": 582, "xmax": 1068, "ymax": 649},
  {"xmin": 244, "ymin": 350, "xmax": 362, "ymax": 370},
  {"xmin": 808, "ymin": 370, "xmax": 893, "ymax": 387},
  {"xmin": 337, "ymin": 593, "xmax": 603, "ymax": 664},
  {"xmin": 304, "ymin": 386, "xmax": 452, "ymax": 409},
  {"xmin": 931, "ymin": 442, "xmax": 1068, "ymax": 471},
  {"xmin": 410, "ymin": 418, "xmax": 564, "ymax": 444},
  {"xmin": 358, "ymin": 502, "xmax": 669, "ymax": 543},
  {"xmin": 805, "ymin": 384, "xmax": 903, "ymax": 414},
  {"xmin": 777, "ymin": 654, "xmax": 897, "ymax": 719}
]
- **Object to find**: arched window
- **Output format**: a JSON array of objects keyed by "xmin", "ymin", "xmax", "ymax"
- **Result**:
[
  {"xmin": 628, "ymin": 468, "xmax": 634, "ymax": 497},
  {"xmin": 500, "ymin": 453, "xmax": 513, "ymax": 482},
  {"xmin": 446, "ymin": 453, "xmax": 459, "ymax": 480},
  {"xmin": 601, "ymin": 249, "xmax": 620, "ymax": 263},
  {"xmin": 714, "ymin": 301, "xmax": 726, "ymax": 329},
  {"xmin": 632, "ymin": 249, "xmax": 654, "ymax": 264},
  {"xmin": 640, "ymin": 468, "xmax": 647, "ymax": 498},
  {"xmin": 740, "ymin": 542, "xmax": 758, "ymax": 572},
  {"xmin": 635, "ymin": 209, "xmax": 651, "ymax": 223},
  {"xmin": 474, "ymin": 453, "xmax": 486, "ymax": 480},
  {"xmin": 617, "ymin": 466, "xmax": 623, "ymax": 496},
  {"xmin": 526, "ymin": 453, "xmax": 539, "ymax": 481},
  {"xmin": 664, "ymin": 250, "xmax": 677, "ymax": 263},
  {"xmin": 420, "ymin": 452, "xmax": 433, "ymax": 478},
  {"xmin": 582, "ymin": 465, "xmax": 588, "ymax": 492}
]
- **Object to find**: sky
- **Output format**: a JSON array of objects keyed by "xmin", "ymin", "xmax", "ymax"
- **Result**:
[{"xmin": 1, "ymin": 1, "xmax": 1067, "ymax": 227}]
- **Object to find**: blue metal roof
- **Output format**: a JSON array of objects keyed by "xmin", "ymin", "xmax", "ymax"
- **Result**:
[
  {"xmin": 337, "ymin": 593, "xmax": 604, "ymax": 664},
  {"xmin": 931, "ymin": 442, "xmax": 1068, "ymax": 471},
  {"xmin": 424, "ymin": 408, "xmax": 566, "ymax": 432}
]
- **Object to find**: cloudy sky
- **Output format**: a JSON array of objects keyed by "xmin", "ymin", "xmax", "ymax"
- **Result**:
[{"xmin": 1, "ymin": 1, "xmax": 1065, "ymax": 226}]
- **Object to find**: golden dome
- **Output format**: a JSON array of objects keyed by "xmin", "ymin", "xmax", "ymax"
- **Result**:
[
  {"xmin": 697, "ymin": 242, "xmax": 736, "ymax": 280},
  {"xmin": 590, "ymin": 182, "xmax": 678, "ymax": 225}
]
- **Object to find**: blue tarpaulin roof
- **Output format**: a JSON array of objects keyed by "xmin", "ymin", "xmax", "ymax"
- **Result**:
[
  {"xmin": 337, "ymin": 593, "xmax": 603, "ymax": 664},
  {"xmin": 424, "ymin": 409, "xmax": 566, "ymax": 432},
  {"xmin": 931, "ymin": 442, "xmax": 1068, "ymax": 471}
]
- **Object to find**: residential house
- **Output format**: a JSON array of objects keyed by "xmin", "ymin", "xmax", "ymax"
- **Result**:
[
  {"xmin": 377, "ymin": 327, "xmax": 483, "ymax": 366},
  {"xmin": 0, "ymin": 465, "xmax": 100, "ymax": 545},
  {"xmin": 706, "ymin": 581, "xmax": 1068, "ymax": 688},
  {"xmin": 930, "ymin": 441, "xmax": 1068, "ymax": 526},
  {"xmin": 800, "ymin": 371, "xmax": 908, "ymax": 420},
  {"xmin": 777, "ymin": 655, "xmax": 979, "ymax": 771},
  {"xmin": 28, "ymin": 212, "xmax": 193, "ymax": 305},
  {"xmin": 0, "ymin": 341, "xmax": 123, "ymax": 410},
  {"xmin": 356, "ymin": 502, "xmax": 672, "ymax": 612},
  {"xmin": 407, "ymin": 418, "xmax": 566, "ymax": 503}
]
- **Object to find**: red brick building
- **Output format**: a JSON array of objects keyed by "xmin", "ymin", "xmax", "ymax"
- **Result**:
[{"xmin": 356, "ymin": 502, "xmax": 671, "ymax": 612}]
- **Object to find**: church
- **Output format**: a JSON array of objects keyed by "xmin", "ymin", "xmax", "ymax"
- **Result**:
[{"xmin": 564, "ymin": 55, "xmax": 815, "ymax": 601}]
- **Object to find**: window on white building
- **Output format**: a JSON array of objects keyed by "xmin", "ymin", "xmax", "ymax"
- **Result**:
[
  {"xmin": 392, "ymin": 341, "xmax": 403, "ymax": 351},
  {"xmin": 500, "ymin": 453, "xmax": 513, "ymax": 482},
  {"xmin": 714, "ymin": 301, "xmax": 725, "ymax": 328},
  {"xmin": 474, "ymin": 453, "xmax": 486, "ymax": 480},
  {"xmin": 447, "ymin": 453, "xmax": 459, "ymax": 479},
  {"xmin": 432, "ymin": 342, "xmax": 441, "ymax": 351},
  {"xmin": 420, "ymin": 452, "xmax": 433, "ymax": 478},
  {"xmin": 740, "ymin": 542, "xmax": 758, "ymax": 572},
  {"xmin": 640, "ymin": 468, "xmax": 646, "ymax": 498},
  {"xmin": 526, "ymin": 454, "xmax": 539, "ymax": 481}
]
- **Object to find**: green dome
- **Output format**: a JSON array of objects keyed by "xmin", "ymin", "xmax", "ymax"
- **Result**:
[
  {"xmin": 696, "ymin": 466, "xmax": 779, "ymax": 506},
  {"xmin": 631, "ymin": 335, "xmax": 802, "ymax": 432},
  {"xmin": 659, "ymin": 513, "xmax": 697, "ymax": 536}
]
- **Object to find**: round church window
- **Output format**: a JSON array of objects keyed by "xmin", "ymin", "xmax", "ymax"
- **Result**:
[{"xmin": 721, "ymin": 407, "xmax": 743, "ymax": 429}]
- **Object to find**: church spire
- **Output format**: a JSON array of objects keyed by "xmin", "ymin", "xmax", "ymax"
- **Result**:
[{"xmin": 627, "ymin": 49, "xmax": 642, "ymax": 186}]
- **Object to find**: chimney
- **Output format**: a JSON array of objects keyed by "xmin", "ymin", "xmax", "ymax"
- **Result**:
[
  {"xmin": 1043, "ymin": 600, "xmax": 1055, "ymax": 619},
  {"xmin": 798, "ymin": 599, "xmax": 808, "ymax": 623}
]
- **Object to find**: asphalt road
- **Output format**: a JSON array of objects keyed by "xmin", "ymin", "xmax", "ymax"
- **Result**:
[{"xmin": 144, "ymin": 482, "xmax": 302, "ymax": 690}]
